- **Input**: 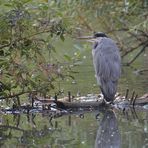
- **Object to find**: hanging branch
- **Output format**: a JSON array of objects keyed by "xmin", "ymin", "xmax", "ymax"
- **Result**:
[
  {"xmin": 107, "ymin": 28, "xmax": 148, "ymax": 65},
  {"xmin": 126, "ymin": 43, "xmax": 148, "ymax": 65},
  {"xmin": 0, "ymin": 90, "xmax": 36, "ymax": 100},
  {"xmin": 0, "ymin": 43, "xmax": 11, "ymax": 49},
  {"xmin": 121, "ymin": 41, "xmax": 147, "ymax": 58}
]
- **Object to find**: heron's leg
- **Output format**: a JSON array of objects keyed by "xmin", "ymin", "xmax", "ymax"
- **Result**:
[
  {"xmin": 99, "ymin": 98, "xmax": 105, "ymax": 105},
  {"xmin": 100, "ymin": 86, "xmax": 106, "ymax": 100},
  {"xmin": 100, "ymin": 87, "xmax": 114, "ymax": 104},
  {"xmin": 99, "ymin": 87, "xmax": 107, "ymax": 103}
]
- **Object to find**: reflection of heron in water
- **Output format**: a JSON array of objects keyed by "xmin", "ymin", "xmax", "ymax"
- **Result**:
[{"xmin": 95, "ymin": 110, "xmax": 121, "ymax": 148}]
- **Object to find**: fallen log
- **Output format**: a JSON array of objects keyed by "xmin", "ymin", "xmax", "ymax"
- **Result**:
[
  {"xmin": 34, "ymin": 92, "xmax": 148, "ymax": 110},
  {"xmin": 1, "ymin": 90, "xmax": 148, "ymax": 115}
]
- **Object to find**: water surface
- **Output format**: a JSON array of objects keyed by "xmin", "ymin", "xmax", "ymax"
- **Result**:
[
  {"xmin": 0, "ymin": 38, "xmax": 148, "ymax": 148},
  {"xmin": 1, "ymin": 109, "xmax": 148, "ymax": 148}
]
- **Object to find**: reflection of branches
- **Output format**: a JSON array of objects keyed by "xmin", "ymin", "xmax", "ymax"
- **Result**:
[
  {"xmin": 0, "ymin": 125, "xmax": 24, "ymax": 132},
  {"xmin": 131, "ymin": 108, "xmax": 138, "ymax": 119},
  {"xmin": 0, "ymin": 114, "xmax": 61, "ymax": 147},
  {"xmin": 27, "ymin": 113, "xmax": 36, "ymax": 127},
  {"xmin": 13, "ymin": 114, "xmax": 20, "ymax": 127}
]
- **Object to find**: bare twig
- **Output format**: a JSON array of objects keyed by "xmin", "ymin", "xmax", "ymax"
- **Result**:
[
  {"xmin": 125, "ymin": 89, "xmax": 129, "ymax": 100},
  {"xmin": 54, "ymin": 93, "xmax": 57, "ymax": 101},
  {"xmin": 0, "ymin": 43, "xmax": 11, "ymax": 49},
  {"xmin": 138, "ymin": 69, "xmax": 148, "ymax": 74},
  {"xmin": 122, "ymin": 41, "xmax": 147, "ymax": 58},
  {"xmin": 16, "ymin": 96, "xmax": 21, "ymax": 107},
  {"xmin": 0, "ymin": 90, "xmax": 36, "ymax": 100},
  {"xmin": 136, "ymin": 29, "xmax": 148, "ymax": 38},
  {"xmin": 133, "ymin": 94, "xmax": 138, "ymax": 108},
  {"xmin": 130, "ymin": 91, "xmax": 135, "ymax": 104},
  {"xmin": 127, "ymin": 43, "xmax": 148, "ymax": 65},
  {"xmin": 68, "ymin": 91, "xmax": 71, "ymax": 102}
]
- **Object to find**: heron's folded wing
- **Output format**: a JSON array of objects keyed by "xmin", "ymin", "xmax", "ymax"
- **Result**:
[{"xmin": 93, "ymin": 40, "xmax": 121, "ymax": 82}]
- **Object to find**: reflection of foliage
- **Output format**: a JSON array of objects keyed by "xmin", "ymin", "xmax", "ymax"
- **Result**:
[{"xmin": 0, "ymin": 113, "xmax": 75, "ymax": 147}]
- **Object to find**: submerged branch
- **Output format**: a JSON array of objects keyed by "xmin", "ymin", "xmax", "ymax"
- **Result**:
[{"xmin": 0, "ymin": 125, "xmax": 25, "ymax": 132}]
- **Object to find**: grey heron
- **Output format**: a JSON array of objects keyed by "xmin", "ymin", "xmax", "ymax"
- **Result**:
[{"xmin": 79, "ymin": 32, "xmax": 121, "ymax": 103}]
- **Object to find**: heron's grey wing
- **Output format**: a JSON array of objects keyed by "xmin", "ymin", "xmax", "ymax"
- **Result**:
[
  {"xmin": 93, "ymin": 38, "xmax": 121, "ymax": 82},
  {"xmin": 92, "ymin": 38, "xmax": 121, "ymax": 100}
]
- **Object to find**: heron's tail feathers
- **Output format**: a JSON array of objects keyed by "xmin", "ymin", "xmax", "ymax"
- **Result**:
[{"xmin": 100, "ymin": 80, "xmax": 117, "ymax": 102}]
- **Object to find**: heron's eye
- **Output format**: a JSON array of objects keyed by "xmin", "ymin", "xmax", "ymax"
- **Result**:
[{"xmin": 93, "ymin": 42, "xmax": 98, "ymax": 49}]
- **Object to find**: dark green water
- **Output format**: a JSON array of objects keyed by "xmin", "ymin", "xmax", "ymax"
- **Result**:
[
  {"xmin": 1, "ymin": 109, "xmax": 148, "ymax": 148},
  {"xmin": 55, "ymin": 38, "xmax": 148, "ymax": 96},
  {"xmin": 0, "ymin": 38, "xmax": 148, "ymax": 148}
]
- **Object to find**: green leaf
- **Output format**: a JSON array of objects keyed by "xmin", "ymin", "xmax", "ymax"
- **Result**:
[
  {"xmin": 4, "ymin": 3, "xmax": 13, "ymax": 7},
  {"xmin": 64, "ymin": 55, "xmax": 71, "ymax": 61}
]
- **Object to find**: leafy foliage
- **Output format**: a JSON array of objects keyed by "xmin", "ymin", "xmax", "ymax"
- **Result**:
[
  {"xmin": 0, "ymin": 0, "xmax": 147, "ymax": 100},
  {"xmin": 0, "ymin": 0, "xmax": 75, "ymax": 99}
]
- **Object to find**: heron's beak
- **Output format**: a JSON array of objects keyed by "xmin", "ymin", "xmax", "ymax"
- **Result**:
[{"xmin": 77, "ymin": 36, "xmax": 98, "ymax": 43}]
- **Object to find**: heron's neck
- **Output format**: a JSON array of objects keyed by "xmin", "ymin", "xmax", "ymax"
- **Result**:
[
  {"xmin": 93, "ymin": 42, "xmax": 98, "ymax": 49},
  {"xmin": 93, "ymin": 38, "xmax": 104, "ymax": 49}
]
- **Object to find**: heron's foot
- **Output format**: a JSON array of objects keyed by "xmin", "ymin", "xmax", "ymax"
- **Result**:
[
  {"xmin": 103, "ymin": 99, "xmax": 114, "ymax": 105},
  {"xmin": 101, "ymin": 99, "xmax": 106, "ymax": 106}
]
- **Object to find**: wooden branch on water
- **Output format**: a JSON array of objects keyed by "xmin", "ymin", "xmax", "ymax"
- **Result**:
[
  {"xmin": 31, "ymin": 89, "xmax": 148, "ymax": 110},
  {"xmin": 125, "ymin": 89, "xmax": 129, "ymax": 100},
  {"xmin": 1, "ymin": 89, "xmax": 148, "ymax": 114},
  {"xmin": 54, "ymin": 93, "xmax": 148, "ymax": 110},
  {"xmin": 57, "ymin": 100, "xmax": 103, "ymax": 109}
]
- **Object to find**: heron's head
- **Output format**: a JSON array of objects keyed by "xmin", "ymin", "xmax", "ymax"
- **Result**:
[
  {"xmin": 77, "ymin": 32, "xmax": 108, "ymax": 42},
  {"xmin": 93, "ymin": 32, "xmax": 108, "ymax": 38}
]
